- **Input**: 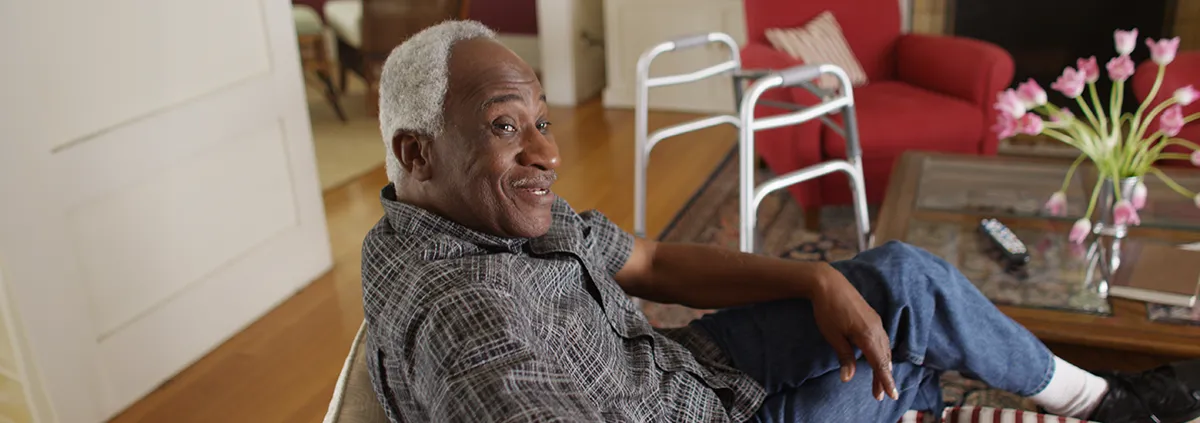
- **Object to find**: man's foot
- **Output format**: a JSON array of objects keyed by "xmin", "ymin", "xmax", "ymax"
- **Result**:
[{"xmin": 1088, "ymin": 359, "xmax": 1200, "ymax": 423}]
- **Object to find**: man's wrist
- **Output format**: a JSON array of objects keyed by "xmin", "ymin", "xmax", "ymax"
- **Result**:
[{"xmin": 793, "ymin": 261, "xmax": 838, "ymax": 300}]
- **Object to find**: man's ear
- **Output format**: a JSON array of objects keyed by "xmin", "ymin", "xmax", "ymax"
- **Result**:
[{"xmin": 392, "ymin": 131, "xmax": 434, "ymax": 182}]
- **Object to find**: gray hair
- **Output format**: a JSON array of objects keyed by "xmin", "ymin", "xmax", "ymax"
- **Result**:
[{"xmin": 378, "ymin": 20, "xmax": 497, "ymax": 185}]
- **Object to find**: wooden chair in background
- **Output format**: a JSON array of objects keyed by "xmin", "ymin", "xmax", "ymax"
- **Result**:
[
  {"xmin": 324, "ymin": 0, "xmax": 471, "ymax": 116},
  {"xmin": 293, "ymin": 4, "xmax": 348, "ymax": 122}
]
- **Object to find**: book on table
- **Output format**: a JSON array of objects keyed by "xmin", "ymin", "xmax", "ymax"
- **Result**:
[{"xmin": 1111, "ymin": 240, "xmax": 1200, "ymax": 308}]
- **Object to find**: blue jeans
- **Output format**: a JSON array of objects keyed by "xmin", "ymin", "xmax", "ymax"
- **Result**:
[{"xmin": 693, "ymin": 241, "xmax": 1055, "ymax": 423}]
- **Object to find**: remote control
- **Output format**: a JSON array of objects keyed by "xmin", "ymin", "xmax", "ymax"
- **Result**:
[{"xmin": 979, "ymin": 218, "xmax": 1030, "ymax": 266}]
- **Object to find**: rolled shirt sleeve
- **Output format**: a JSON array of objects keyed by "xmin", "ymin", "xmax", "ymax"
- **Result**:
[{"xmin": 578, "ymin": 210, "xmax": 635, "ymax": 278}]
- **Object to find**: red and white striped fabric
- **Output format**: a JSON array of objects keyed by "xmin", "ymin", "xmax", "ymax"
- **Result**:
[
  {"xmin": 763, "ymin": 11, "xmax": 869, "ymax": 91},
  {"xmin": 897, "ymin": 407, "xmax": 1099, "ymax": 423}
]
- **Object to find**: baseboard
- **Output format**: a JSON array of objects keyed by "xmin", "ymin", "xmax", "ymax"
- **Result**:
[{"xmin": 497, "ymin": 34, "xmax": 542, "ymax": 71}]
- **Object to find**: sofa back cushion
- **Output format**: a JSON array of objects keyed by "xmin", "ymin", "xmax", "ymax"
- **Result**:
[{"xmin": 743, "ymin": 0, "xmax": 901, "ymax": 81}]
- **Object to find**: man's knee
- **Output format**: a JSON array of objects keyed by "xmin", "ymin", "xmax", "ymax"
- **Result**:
[
  {"xmin": 850, "ymin": 241, "xmax": 955, "ymax": 290},
  {"xmin": 858, "ymin": 241, "xmax": 939, "ymax": 266}
]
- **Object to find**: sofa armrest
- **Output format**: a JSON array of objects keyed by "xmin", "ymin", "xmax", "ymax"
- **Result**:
[
  {"xmin": 896, "ymin": 34, "xmax": 1014, "ymax": 106},
  {"xmin": 897, "ymin": 34, "xmax": 1013, "ymax": 155}
]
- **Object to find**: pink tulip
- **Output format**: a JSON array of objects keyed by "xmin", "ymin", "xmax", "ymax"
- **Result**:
[
  {"xmin": 1175, "ymin": 85, "xmax": 1199, "ymax": 106},
  {"xmin": 1016, "ymin": 79, "xmax": 1047, "ymax": 108},
  {"xmin": 1131, "ymin": 181, "xmax": 1147, "ymax": 209},
  {"xmin": 1051, "ymin": 67, "xmax": 1087, "ymax": 98},
  {"xmin": 1069, "ymin": 219, "xmax": 1091, "ymax": 244},
  {"xmin": 1114, "ymin": 29, "xmax": 1138, "ymax": 56},
  {"xmin": 1019, "ymin": 113, "xmax": 1044, "ymax": 135},
  {"xmin": 1113, "ymin": 200, "xmax": 1141, "ymax": 226},
  {"xmin": 1106, "ymin": 55, "xmax": 1136, "ymax": 82},
  {"xmin": 1146, "ymin": 37, "xmax": 1181, "ymax": 66},
  {"xmin": 1045, "ymin": 191, "xmax": 1067, "ymax": 216},
  {"xmin": 992, "ymin": 113, "xmax": 1019, "ymax": 139},
  {"xmin": 1077, "ymin": 57, "xmax": 1100, "ymax": 83},
  {"xmin": 1160, "ymin": 105, "xmax": 1185, "ymax": 137},
  {"xmin": 1191, "ymin": 150, "xmax": 1200, "ymax": 166},
  {"xmin": 994, "ymin": 89, "xmax": 1026, "ymax": 118}
]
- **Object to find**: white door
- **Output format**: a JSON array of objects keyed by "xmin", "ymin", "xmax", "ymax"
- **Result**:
[{"xmin": 0, "ymin": 0, "xmax": 333, "ymax": 421}]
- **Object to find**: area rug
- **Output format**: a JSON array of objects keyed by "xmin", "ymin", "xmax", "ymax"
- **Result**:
[
  {"xmin": 645, "ymin": 151, "xmax": 1038, "ymax": 411},
  {"xmin": 307, "ymin": 77, "xmax": 387, "ymax": 191}
]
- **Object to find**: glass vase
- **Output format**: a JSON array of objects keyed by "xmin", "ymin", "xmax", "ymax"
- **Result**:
[
  {"xmin": 1091, "ymin": 177, "xmax": 1139, "ymax": 239},
  {"xmin": 1087, "ymin": 176, "xmax": 1139, "ymax": 298}
]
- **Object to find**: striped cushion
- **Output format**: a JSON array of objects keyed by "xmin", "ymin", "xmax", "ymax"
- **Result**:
[
  {"xmin": 897, "ymin": 407, "xmax": 1099, "ymax": 423},
  {"xmin": 942, "ymin": 406, "xmax": 1097, "ymax": 423},
  {"xmin": 764, "ymin": 11, "xmax": 869, "ymax": 91}
]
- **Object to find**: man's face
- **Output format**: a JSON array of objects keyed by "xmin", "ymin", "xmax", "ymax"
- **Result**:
[{"xmin": 423, "ymin": 38, "xmax": 560, "ymax": 238}]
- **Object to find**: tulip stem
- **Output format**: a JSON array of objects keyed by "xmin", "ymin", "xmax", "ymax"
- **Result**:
[
  {"xmin": 1110, "ymin": 80, "xmax": 1124, "ymax": 132},
  {"xmin": 1042, "ymin": 128, "xmax": 1081, "ymax": 148},
  {"xmin": 1150, "ymin": 167, "xmax": 1196, "ymax": 198},
  {"xmin": 1088, "ymin": 82, "xmax": 1109, "ymax": 134},
  {"xmin": 1158, "ymin": 152, "xmax": 1191, "ymax": 161},
  {"xmin": 1135, "ymin": 98, "xmax": 1178, "ymax": 142},
  {"xmin": 1084, "ymin": 175, "xmax": 1105, "ymax": 220},
  {"xmin": 1062, "ymin": 154, "xmax": 1087, "ymax": 192},
  {"xmin": 1132, "ymin": 66, "xmax": 1167, "ymax": 139},
  {"xmin": 1186, "ymin": 112, "xmax": 1200, "ymax": 124},
  {"xmin": 1075, "ymin": 96, "xmax": 1103, "ymax": 132}
]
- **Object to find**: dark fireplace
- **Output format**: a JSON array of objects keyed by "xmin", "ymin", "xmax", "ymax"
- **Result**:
[{"xmin": 953, "ymin": 0, "xmax": 1177, "ymax": 112}]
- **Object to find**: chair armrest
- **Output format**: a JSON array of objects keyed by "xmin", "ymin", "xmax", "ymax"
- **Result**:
[
  {"xmin": 896, "ymin": 34, "xmax": 1014, "ymax": 106},
  {"xmin": 740, "ymin": 41, "xmax": 804, "ymax": 72}
]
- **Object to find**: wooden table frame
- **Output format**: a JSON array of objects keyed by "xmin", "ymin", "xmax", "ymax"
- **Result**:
[{"xmin": 876, "ymin": 152, "xmax": 1200, "ymax": 366}]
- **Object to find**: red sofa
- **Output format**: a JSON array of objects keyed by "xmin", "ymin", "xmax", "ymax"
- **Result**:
[
  {"xmin": 1132, "ymin": 51, "xmax": 1200, "ymax": 167},
  {"xmin": 741, "ymin": 0, "xmax": 1014, "ymax": 214}
]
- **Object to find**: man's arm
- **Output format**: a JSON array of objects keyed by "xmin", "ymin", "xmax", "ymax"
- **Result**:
[
  {"xmin": 603, "ymin": 227, "xmax": 899, "ymax": 401},
  {"xmin": 410, "ymin": 284, "xmax": 603, "ymax": 422},
  {"xmin": 614, "ymin": 238, "xmax": 842, "ymax": 309}
]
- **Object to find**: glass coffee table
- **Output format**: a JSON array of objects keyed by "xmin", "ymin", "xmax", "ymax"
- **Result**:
[{"xmin": 876, "ymin": 152, "xmax": 1200, "ymax": 365}]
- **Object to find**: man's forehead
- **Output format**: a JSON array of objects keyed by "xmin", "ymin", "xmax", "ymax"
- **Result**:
[{"xmin": 446, "ymin": 39, "xmax": 542, "ymax": 107}]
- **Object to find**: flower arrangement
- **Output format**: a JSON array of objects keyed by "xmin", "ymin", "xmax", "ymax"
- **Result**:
[{"xmin": 993, "ymin": 29, "xmax": 1199, "ymax": 243}]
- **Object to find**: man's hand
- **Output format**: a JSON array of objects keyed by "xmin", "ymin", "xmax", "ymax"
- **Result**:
[{"xmin": 811, "ymin": 270, "xmax": 899, "ymax": 401}]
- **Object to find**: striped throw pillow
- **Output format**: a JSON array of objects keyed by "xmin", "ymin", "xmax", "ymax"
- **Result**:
[{"xmin": 764, "ymin": 11, "xmax": 869, "ymax": 91}]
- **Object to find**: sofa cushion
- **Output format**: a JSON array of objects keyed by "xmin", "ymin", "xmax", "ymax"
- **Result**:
[
  {"xmin": 765, "ymin": 11, "xmax": 869, "ymax": 90},
  {"xmin": 821, "ymin": 81, "xmax": 982, "ymax": 160},
  {"xmin": 324, "ymin": 0, "xmax": 362, "ymax": 48}
]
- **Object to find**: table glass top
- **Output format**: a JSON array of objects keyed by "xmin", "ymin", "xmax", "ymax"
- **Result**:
[{"xmin": 913, "ymin": 156, "xmax": 1200, "ymax": 231}]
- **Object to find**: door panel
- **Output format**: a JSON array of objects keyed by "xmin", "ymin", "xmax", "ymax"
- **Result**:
[
  {"xmin": 0, "ymin": 0, "xmax": 333, "ymax": 421},
  {"xmin": 30, "ymin": 0, "xmax": 273, "ymax": 153},
  {"xmin": 68, "ymin": 122, "xmax": 299, "ymax": 339}
]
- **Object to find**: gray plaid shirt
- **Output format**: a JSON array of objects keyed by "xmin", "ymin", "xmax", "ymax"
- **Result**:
[{"xmin": 361, "ymin": 186, "xmax": 766, "ymax": 422}]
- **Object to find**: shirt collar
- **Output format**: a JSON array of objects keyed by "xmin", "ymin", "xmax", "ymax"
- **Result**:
[{"xmin": 379, "ymin": 184, "xmax": 529, "ymax": 253}]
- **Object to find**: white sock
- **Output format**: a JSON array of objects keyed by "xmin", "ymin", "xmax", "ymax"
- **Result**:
[{"xmin": 1029, "ymin": 357, "xmax": 1110, "ymax": 418}]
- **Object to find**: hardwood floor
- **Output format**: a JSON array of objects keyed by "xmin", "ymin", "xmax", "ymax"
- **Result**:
[{"xmin": 106, "ymin": 99, "xmax": 735, "ymax": 423}]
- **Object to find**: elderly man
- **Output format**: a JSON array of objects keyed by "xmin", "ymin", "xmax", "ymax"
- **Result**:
[{"xmin": 360, "ymin": 20, "xmax": 1199, "ymax": 423}]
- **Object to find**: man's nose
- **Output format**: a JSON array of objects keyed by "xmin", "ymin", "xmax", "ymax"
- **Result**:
[{"xmin": 518, "ymin": 129, "xmax": 561, "ymax": 171}]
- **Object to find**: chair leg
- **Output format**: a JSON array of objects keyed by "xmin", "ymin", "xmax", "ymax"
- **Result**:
[
  {"xmin": 317, "ymin": 71, "xmax": 348, "ymax": 122},
  {"xmin": 339, "ymin": 63, "xmax": 350, "ymax": 94},
  {"xmin": 804, "ymin": 206, "xmax": 821, "ymax": 232}
]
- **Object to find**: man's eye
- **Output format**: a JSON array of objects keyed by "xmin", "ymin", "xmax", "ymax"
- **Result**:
[
  {"xmin": 494, "ymin": 123, "xmax": 517, "ymax": 133},
  {"xmin": 536, "ymin": 121, "xmax": 552, "ymax": 131}
]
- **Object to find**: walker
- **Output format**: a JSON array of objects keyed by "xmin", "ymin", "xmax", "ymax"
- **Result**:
[{"xmin": 633, "ymin": 32, "xmax": 872, "ymax": 253}]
